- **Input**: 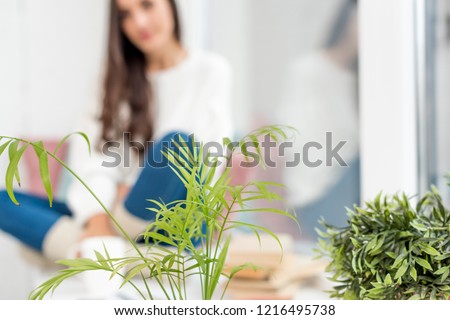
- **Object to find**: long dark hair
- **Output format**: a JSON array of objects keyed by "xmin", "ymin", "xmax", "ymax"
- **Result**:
[{"xmin": 99, "ymin": 0, "xmax": 181, "ymax": 154}]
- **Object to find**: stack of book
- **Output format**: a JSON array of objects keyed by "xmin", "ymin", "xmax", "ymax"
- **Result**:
[{"xmin": 223, "ymin": 233, "xmax": 327, "ymax": 299}]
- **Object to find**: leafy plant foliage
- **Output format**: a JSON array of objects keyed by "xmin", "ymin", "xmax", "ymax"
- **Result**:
[
  {"xmin": 316, "ymin": 188, "xmax": 450, "ymax": 300},
  {"xmin": 1, "ymin": 125, "xmax": 297, "ymax": 300}
]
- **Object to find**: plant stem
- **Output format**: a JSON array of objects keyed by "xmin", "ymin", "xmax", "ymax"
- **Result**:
[
  {"xmin": 220, "ymin": 277, "xmax": 232, "ymax": 300},
  {"xmin": 155, "ymin": 276, "xmax": 171, "ymax": 300},
  {"xmin": 208, "ymin": 196, "xmax": 236, "ymax": 300},
  {"xmin": 115, "ymin": 273, "xmax": 147, "ymax": 300},
  {"xmin": 166, "ymin": 272, "xmax": 177, "ymax": 299},
  {"xmin": 141, "ymin": 272, "xmax": 154, "ymax": 300},
  {"xmin": 182, "ymin": 257, "xmax": 187, "ymax": 299},
  {"xmin": 51, "ymin": 155, "xmax": 145, "ymax": 257}
]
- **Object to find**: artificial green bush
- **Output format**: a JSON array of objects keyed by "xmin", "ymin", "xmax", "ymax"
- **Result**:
[{"xmin": 317, "ymin": 188, "xmax": 450, "ymax": 300}]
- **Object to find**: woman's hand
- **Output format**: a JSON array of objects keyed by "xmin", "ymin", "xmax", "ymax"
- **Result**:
[
  {"xmin": 76, "ymin": 214, "xmax": 117, "ymax": 258},
  {"xmin": 117, "ymin": 184, "xmax": 131, "ymax": 200},
  {"xmin": 76, "ymin": 184, "xmax": 131, "ymax": 257},
  {"xmin": 80, "ymin": 214, "xmax": 117, "ymax": 241},
  {"xmin": 80, "ymin": 183, "xmax": 130, "ymax": 241}
]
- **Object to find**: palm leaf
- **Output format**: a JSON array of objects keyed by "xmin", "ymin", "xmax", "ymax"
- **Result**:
[
  {"xmin": 8, "ymin": 140, "xmax": 21, "ymax": 186},
  {"xmin": 5, "ymin": 142, "xmax": 29, "ymax": 205},
  {"xmin": 54, "ymin": 131, "xmax": 91, "ymax": 156},
  {"xmin": 32, "ymin": 141, "xmax": 53, "ymax": 207}
]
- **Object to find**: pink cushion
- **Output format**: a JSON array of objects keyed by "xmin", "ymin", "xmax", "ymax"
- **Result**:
[{"xmin": 21, "ymin": 138, "xmax": 69, "ymax": 197}]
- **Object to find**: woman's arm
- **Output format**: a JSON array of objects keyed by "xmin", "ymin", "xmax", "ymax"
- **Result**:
[{"xmin": 65, "ymin": 108, "xmax": 124, "ymax": 227}]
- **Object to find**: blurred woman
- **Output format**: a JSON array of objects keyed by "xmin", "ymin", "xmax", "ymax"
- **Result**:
[{"xmin": 0, "ymin": 0, "xmax": 233, "ymax": 263}]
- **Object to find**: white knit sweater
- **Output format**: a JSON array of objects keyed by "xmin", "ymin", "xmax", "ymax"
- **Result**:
[{"xmin": 65, "ymin": 50, "xmax": 234, "ymax": 226}]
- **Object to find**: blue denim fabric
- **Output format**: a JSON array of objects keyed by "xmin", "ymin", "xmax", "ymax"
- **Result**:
[
  {"xmin": 124, "ymin": 131, "xmax": 203, "ymax": 246},
  {"xmin": 0, "ymin": 190, "xmax": 72, "ymax": 251},
  {"xmin": 124, "ymin": 131, "xmax": 192, "ymax": 221}
]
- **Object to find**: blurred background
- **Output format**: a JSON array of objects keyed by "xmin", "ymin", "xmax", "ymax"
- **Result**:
[{"xmin": 0, "ymin": 0, "xmax": 448, "ymax": 299}]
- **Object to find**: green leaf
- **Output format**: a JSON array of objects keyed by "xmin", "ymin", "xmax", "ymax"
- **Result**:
[
  {"xmin": 410, "ymin": 221, "xmax": 428, "ymax": 232},
  {"xmin": 0, "ymin": 140, "xmax": 12, "ymax": 156},
  {"xmin": 366, "ymin": 237, "xmax": 378, "ymax": 252},
  {"xmin": 392, "ymin": 252, "xmax": 408, "ymax": 268},
  {"xmin": 350, "ymin": 237, "xmax": 360, "ymax": 248},
  {"xmin": 434, "ymin": 266, "xmax": 449, "ymax": 275},
  {"xmin": 410, "ymin": 267, "xmax": 417, "ymax": 281},
  {"xmin": 435, "ymin": 253, "xmax": 450, "ymax": 261},
  {"xmin": 123, "ymin": 263, "xmax": 150, "ymax": 286},
  {"xmin": 32, "ymin": 141, "xmax": 53, "ymax": 207},
  {"xmin": 142, "ymin": 232, "xmax": 177, "ymax": 246},
  {"xmin": 315, "ymin": 228, "xmax": 330, "ymax": 239},
  {"xmin": 384, "ymin": 274, "xmax": 393, "ymax": 286},
  {"xmin": 394, "ymin": 260, "xmax": 408, "ymax": 279},
  {"xmin": 414, "ymin": 257, "xmax": 433, "ymax": 271},
  {"xmin": 57, "ymin": 258, "xmax": 101, "ymax": 269},
  {"xmin": 418, "ymin": 243, "xmax": 440, "ymax": 256},
  {"xmin": 94, "ymin": 251, "xmax": 111, "ymax": 269},
  {"xmin": 351, "ymin": 253, "xmax": 358, "ymax": 273},
  {"xmin": 54, "ymin": 131, "xmax": 91, "ymax": 156},
  {"xmin": 374, "ymin": 192, "xmax": 382, "ymax": 211},
  {"xmin": 441, "ymin": 269, "xmax": 449, "ymax": 282},
  {"xmin": 207, "ymin": 236, "xmax": 231, "ymax": 299},
  {"xmin": 8, "ymin": 140, "xmax": 21, "ymax": 186},
  {"xmin": 5, "ymin": 142, "xmax": 29, "ymax": 205},
  {"xmin": 398, "ymin": 231, "xmax": 413, "ymax": 239},
  {"xmin": 369, "ymin": 235, "xmax": 385, "ymax": 255},
  {"xmin": 431, "ymin": 287, "xmax": 437, "ymax": 300},
  {"xmin": 386, "ymin": 251, "xmax": 397, "ymax": 259}
]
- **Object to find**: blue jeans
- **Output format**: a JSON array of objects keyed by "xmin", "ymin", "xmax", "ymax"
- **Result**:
[{"xmin": 0, "ymin": 131, "xmax": 193, "ymax": 252}]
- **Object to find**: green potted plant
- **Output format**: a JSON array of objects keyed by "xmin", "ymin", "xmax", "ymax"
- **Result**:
[
  {"xmin": 0, "ymin": 125, "xmax": 298, "ymax": 300},
  {"xmin": 316, "ymin": 188, "xmax": 450, "ymax": 300}
]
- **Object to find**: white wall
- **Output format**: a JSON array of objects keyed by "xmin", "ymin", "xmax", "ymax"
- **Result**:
[
  {"xmin": 0, "ymin": 0, "xmax": 109, "ymax": 299},
  {"xmin": 23, "ymin": 0, "xmax": 109, "ymax": 138},
  {"xmin": 207, "ymin": 0, "xmax": 252, "ymax": 136},
  {"xmin": 0, "ymin": 0, "xmax": 24, "ymax": 137}
]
